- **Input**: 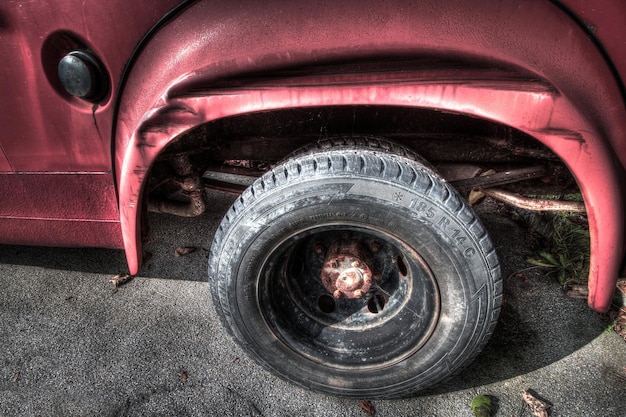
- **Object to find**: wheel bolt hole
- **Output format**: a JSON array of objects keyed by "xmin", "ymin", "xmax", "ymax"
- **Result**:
[
  {"xmin": 367, "ymin": 292, "xmax": 386, "ymax": 314},
  {"xmin": 396, "ymin": 255, "xmax": 408, "ymax": 277},
  {"xmin": 318, "ymin": 294, "xmax": 336, "ymax": 313}
]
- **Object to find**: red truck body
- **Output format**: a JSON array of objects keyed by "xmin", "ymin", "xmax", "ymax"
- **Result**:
[{"xmin": 0, "ymin": 0, "xmax": 624, "ymax": 396}]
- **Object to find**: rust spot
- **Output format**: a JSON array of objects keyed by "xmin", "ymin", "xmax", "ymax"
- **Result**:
[{"xmin": 320, "ymin": 238, "xmax": 374, "ymax": 299}]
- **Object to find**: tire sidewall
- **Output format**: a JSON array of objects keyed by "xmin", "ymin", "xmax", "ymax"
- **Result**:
[{"xmin": 211, "ymin": 161, "xmax": 498, "ymax": 396}]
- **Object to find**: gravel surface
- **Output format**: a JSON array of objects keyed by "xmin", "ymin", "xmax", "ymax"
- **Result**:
[{"xmin": 1, "ymin": 194, "xmax": 625, "ymax": 416}]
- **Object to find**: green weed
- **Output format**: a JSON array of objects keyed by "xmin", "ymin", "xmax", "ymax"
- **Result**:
[{"xmin": 527, "ymin": 214, "xmax": 590, "ymax": 285}]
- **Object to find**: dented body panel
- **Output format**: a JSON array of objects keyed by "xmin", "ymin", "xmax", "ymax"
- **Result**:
[{"xmin": 0, "ymin": 0, "xmax": 624, "ymax": 312}]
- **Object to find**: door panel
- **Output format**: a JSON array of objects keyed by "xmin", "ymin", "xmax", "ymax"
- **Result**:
[
  {"xmin": 0, "ymin": 0, "xmax": 180, "ymax": 247},
  {"xmin": 0, "ymin": 0, "xmax": 181, "ymax": 172},
  {"xmin": 0, "ymin": 146, "xmax": 11, "ymax": 172}
]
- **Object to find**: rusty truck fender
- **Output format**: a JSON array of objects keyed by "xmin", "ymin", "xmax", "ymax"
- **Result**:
[{"xmin": 114, "ymin": 0, "xmax": 625, "ymax": 312}]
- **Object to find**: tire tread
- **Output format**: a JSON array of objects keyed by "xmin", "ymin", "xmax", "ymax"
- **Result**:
[{"xmin": 209, "ymin": 136, "xmax": 502, "ymax": 398}]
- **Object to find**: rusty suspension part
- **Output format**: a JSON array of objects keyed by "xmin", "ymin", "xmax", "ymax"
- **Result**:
[
  {"xmin": 319, "ymin": 236, "xmax": 376, "ymax": 299},
  {"xmin": 449, "ymin": 166, "xmax": 547, "ymax": 193},
  {"xmin": 152, "ymin": 159, "xmax": 583, "ymax": 215},
  {"xmin": 202, "ymin": 166, "xmax": 259, "ymax": 195},
  {"xmin": 147, "ymin": 155, "xmax": 208, "ymax": 217},
  {"xmin": 449, "ymin": 165, "xmax": 586, "ymax": 213},
  {"xmin": 482, "ymin": 188, "xmax": 586, "ymax": 212},
  {"xmin": 147, "ymin": 178, "xmax": 207, "ymax": 217}
]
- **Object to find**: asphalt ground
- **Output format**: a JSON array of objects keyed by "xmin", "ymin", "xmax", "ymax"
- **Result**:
[{"xmin": 1, "ymin": 192, "xmax": 625, "ymax": 416}]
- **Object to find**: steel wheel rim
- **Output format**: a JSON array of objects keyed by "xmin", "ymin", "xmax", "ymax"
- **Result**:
[{"xmin": 257, "ymin": 222, "xmax": 441, "ymax": 370}]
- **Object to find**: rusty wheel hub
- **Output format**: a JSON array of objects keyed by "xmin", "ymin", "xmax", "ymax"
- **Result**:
[
  {"xmin": 255, "ymin": 225, "xmax": 440, "ymax": 370},
  {"xmin": 320, "ymin": 237, "xmax": 374, "ymax": 299}
]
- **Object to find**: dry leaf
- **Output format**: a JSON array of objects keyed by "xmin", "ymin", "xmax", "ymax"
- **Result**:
[
  {"xmin": 180, "ymin": 371, "xmax": 188, "ymax": 384},
  {"xmin": 109, "ymin": 273, "xmax": 133, "ymax": 287},
  {"xmin": 468, "ymin": 189, "xmax": 486, "ymax": 206},
  {"xmin": 522, "ymin": 389, "xmax": 551, "ymax": 417},
  {"xmin": 565, "ymin": 284, "xmax": 588, "ymax": 299},
  {"xmin": 359, "ymin": 400, "xmax": 376, "ymax": 416},
  {"xmin": 175, "ymin": 246, "xmax": 197, "ymax": 257},
  {"xmin": 11, "ymin": 372, "xmax": 20, "ymax": 383},
  {"xmin": 468, "ymin": 169, "xmax": 497, "ymax": 206},
  {"xmin": 610, "ymin": 307, "xmax": 626, "ymax": 342}
]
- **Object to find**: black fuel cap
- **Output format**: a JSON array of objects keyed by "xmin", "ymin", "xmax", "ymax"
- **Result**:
[{"xmin": 58, "ymin": 50, "xmax": 108, "ymax": 102}]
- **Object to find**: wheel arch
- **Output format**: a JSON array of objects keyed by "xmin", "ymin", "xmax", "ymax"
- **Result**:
[{"xmin": 115, "ymin": 0, "xmax": 625, "ymax": 312}]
